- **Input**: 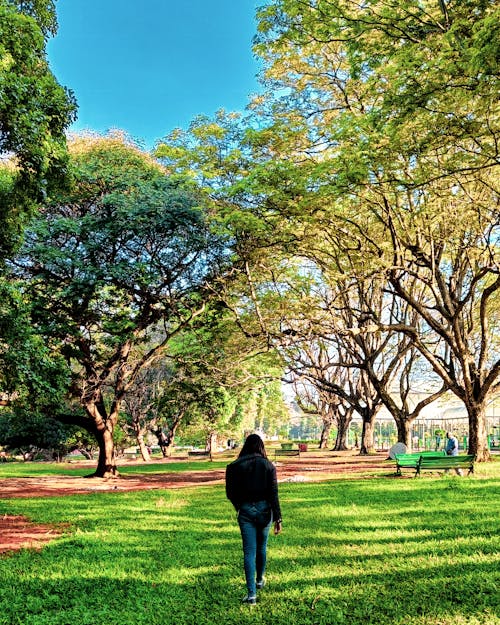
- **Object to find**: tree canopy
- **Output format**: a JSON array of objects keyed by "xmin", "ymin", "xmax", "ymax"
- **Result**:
[{"xmin": 0, "ymin": 0, "xmax": 76, "ymax": 257}]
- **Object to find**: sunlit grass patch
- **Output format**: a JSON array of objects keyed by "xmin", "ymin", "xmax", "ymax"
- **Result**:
[{"xmin": 0, "ymin": 464, "xmax": 498, "ymax": 625}]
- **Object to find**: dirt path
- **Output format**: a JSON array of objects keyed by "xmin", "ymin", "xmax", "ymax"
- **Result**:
[{"xmin": 0, "ymin": 451, "xmax": 391, "ymax": 554}]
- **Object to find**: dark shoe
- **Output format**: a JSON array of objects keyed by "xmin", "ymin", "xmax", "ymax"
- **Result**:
[
  {"xmin": 242, "ymin": 595, "xmax": 256, "ymax": 605},
  {"xmin": 256, "ymin": 578, "xmax": 265, "ymax": 589}
]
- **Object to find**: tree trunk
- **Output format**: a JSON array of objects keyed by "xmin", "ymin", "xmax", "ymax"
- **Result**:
[
  {"xmin": 152, "ymin": 418, "xmax": 181, "ymax": 458},
  {"xmin": 206, "ymin": 431, "xmax": 218, "ymax": 461},
  {"xmin": 77, "ymin": 448, "xmax": 93, "ymax": 460},
  {"xmin": 465, "ymin": 400, "xmax": 490, "ymax": 461},
  {"xmin": 332, "ymin": 414, "xmax": 351, "ymax": 451},
  {"xmin": 394, "ymin": 416, "xmax": 413, "ymax": 449},
  {"xmin": 319, "ymin": 419, "xmax": 334, "ymax": 449},
  {"xmin": 165, "ymin": 418, "xmax": 182, "ymax": 457},
  {"xmin": 137, "ymin": 432, "xmax": 151, "ymax": 462},
  {"xmin": 151, "ymin": 427, "xmax": 169, "ymax": 457},
  {"xmin": 360, "ymin": 416, "xmax": 376, "ymax": 455},
  {"xmin": 93, "ymin": 427, "xmax": 118, "ymax": 478}
]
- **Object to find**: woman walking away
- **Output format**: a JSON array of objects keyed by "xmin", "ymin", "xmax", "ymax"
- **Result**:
[{"xmin": 225, "ymin": 433, "xmax": 282, "ymax": 605}]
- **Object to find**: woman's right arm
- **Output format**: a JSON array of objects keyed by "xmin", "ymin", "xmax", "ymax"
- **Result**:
[{"xmin": 268, "ymin": 464, "xmax": 282, "ymax": 525}]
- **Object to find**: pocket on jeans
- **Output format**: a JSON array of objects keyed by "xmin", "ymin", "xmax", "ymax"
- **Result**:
[{"xmin": 256, "ymin": 503, "xmax": 272, "ymax": 528}]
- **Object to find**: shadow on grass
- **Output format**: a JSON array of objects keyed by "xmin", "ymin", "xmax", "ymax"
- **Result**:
[{"xmin": 0, "ymin": 476, "xmax": 498, "ymax": 625}]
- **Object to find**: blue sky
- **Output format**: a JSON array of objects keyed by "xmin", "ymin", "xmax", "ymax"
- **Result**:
[{"xmin": 47, "ymin": 0, "xmax": 262, "ymax": 149}]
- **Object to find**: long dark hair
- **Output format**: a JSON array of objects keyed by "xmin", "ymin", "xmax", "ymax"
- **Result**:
[{"xmin": 238, "ymin": 433, "xmax": 267, "ymax": 459}]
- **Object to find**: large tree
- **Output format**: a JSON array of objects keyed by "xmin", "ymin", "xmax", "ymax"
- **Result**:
[
  {"xmin": 10, "ymin": 134, "xmax": 230, "ymax": 477},
  {"xmin": 252, "ymin": 0, "xmax": 500, "ymax": 460},
  {"xmin": 0, "ymin": 0, "xmax": 76, "ymax": 256}
]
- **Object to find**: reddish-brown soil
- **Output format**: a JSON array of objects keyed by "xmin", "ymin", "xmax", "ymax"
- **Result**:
[
  {"xmin": 0, "ymin": 515, "xmax": 69, "ymax": 553},
  {"xmin": 0, "ymin": 450, "xmax": 391, "ymax": 554}
]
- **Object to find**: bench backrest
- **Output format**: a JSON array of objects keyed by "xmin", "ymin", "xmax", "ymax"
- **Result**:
[
  {"xmin": 419, "ymin": 454, "xmax": 475, "ymax": 468},
  {"xmin": 395, "ymin": 454, "xmax": 420, "ymax": 463},
  {"xmin": 395, "ymin": 452, "xmax": 445, "ymax": 463},
  {"xmin": 418, "ymin": 450, "xmax": 447, "ymax": 456}
]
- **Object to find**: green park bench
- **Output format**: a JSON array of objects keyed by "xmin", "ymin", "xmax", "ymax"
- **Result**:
[
  {"xmin": 416, "ymin": 454, "xmax": 475, "ymax": 476},
  {"xmin": 395, "ymin": 451, "xmax": 446, "ymax": 476}
]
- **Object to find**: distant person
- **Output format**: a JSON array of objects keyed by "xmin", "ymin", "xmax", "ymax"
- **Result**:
[
  {"xmin": 445, "ymin": 431, "xmax": 459, "ymax": 456},
  {"xmin": 225, "ymin": 433, "xmax": 282, "ymax": 605},
  {"xmin": 445, "ymin": 431, "xmax": 463, "ymax": 475}
]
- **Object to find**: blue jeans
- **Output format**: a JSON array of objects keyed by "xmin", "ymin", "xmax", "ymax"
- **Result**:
[{"xmin": 238, "ymin": 501, "xmax": 272, "ymax": 596}]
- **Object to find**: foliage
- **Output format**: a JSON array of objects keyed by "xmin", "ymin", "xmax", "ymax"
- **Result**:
[
  {"xmin": 162, "ymin": 307, "xmax": 289, "ymax": 445},
  {"xmin": 0, "ymin": 0, "xmax": 76, "ymax": 256},
  {"xmin": 0, "ymin": 277, "xmax": 78, "ymax": 459},
  {"xmin": 0, "ymin": 410, "xmax": 78, "ymax": 457},
  {"xmin": 155, "ymin": 110, "xmax": 305, "ymax": 262},
  {"xmin": 6, "ymin": 1, "xmax": 59, "ymax": 36},
  {"xmin": 0, "ymin": 464, "xmax": 498, "ymax": 624},
  {"xmin": 22, "ymin": 135, "xmax": 228, "ymax": 355},
  {"xmin": 0, "ymin": 277, "xmax": 70, "ymax": 410}
]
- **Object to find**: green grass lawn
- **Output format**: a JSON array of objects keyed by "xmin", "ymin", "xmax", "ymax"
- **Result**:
[
  {"xmin": 0, "ymin": 459, "xmax": 230, "ymax": 478},
  {"xmin": 0, "ymin": 463, "xmax": 499, "ymax": 625}
]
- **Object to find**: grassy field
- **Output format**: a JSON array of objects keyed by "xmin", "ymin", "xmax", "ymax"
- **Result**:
[
  {"xmin": 0, "ymin": 461, "xmax": 499, "ymax": 625},
  {"xmin": 0, "ymin": 458, "xmax": 230, "ymax": 478}
]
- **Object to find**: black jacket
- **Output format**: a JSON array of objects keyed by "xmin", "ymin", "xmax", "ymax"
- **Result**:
[{"xmin": 225, "ymin": 453, "xmax": 282, "ymax": 521}]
